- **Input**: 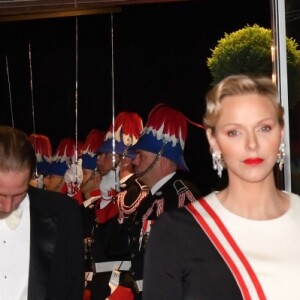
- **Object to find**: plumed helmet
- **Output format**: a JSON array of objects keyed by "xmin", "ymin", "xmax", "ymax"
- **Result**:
[
  {"xmin": 81, "ymin": 129, "xmax": 106, "ymax": 170},
  {"xmin": 28, "ymin": 133, "xmax": 52, "ymax": 176},
  {"xmin": 98, "ymin": 112, "xmax": 143, "ymax": 159},
  {"xmin": 130, "ymin": 103, "xmax": 189, "ymax": 171},
  {"xmin": 49, "ymin": 138, "xmax": 83, "ymax": 176}
]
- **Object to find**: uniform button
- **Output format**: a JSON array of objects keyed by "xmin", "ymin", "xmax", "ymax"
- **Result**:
[
  {"xmin": 132, "ymin": 236, "xmax": 136, "ymax": 241},
  {"xmin": 135, "ymin": 221, "xmax": 139, "ymax": 225},
  {"xmin": 131, "ymin": 271, "xmax": 135, "ymax": 276},
  {"xmin": 131, "ymin": 253, "xmax": 135, "ymax": 258}
]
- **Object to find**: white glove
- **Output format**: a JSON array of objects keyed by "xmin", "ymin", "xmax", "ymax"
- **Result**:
[
  {"xmin": 100, "ymin": 167, "xmax": 119, "ymax": 202},
  {"xmin": 36, "ymin": 174, "xmax": 44, "ymax": 189},
  {"xmin": 30, "ymin": 174, "xmax": 44, "ymax": 189},
  {"xmin": 64, "ymin": 158, "xmax": 83, "ymax": 197}
]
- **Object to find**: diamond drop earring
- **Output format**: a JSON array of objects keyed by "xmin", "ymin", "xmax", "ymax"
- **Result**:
[
  {"xmin": 277, "ymin": 143, "xmax": 285, "ymax": 171},
  {"xmin": 212, "ymin": 151, "xmax": 223, "ymax": 178}
]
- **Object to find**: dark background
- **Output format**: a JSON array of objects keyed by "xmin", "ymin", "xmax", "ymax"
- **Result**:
[{"xmin": 0, "ymin": 0, "xmax": 271, "ymax": 193}]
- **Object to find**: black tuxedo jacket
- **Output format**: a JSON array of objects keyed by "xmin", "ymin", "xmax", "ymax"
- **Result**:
[{"xmin": 27, "ymin": 187, "xmax": 84, "ymax": 300}]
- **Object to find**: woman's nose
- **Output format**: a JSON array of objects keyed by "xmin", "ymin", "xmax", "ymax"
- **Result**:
[{"xmin": 246, "ymin": 132, "xmax": 258, "ymax": 151}]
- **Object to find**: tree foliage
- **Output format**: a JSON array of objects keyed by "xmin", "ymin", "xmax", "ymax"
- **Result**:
[{"xmin": 207, "ymin": 24, "xmax": 300, "ymax": 107}]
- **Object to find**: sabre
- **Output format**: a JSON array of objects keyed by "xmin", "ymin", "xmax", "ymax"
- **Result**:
[
  {"xmin": 5, "ymin": 56, "xmax": 14, "ymax": 128},
  {"xmin": 28, "ymin": 42, "xmax": 36, "ymax": 135},
  {"xmin": 28, "ymin": 42, "xmax": 40, "ymax": 180},
  {"xmin": 67, "ymin": 16, "xmax": 81, "ymax": 193},
  {"xmin": 74, "ymin": 17, "xmax": 79, "ymax": 164},
  {"xmin": 110, "ymin": 13, "xmax": 119, "ymax": 192}
]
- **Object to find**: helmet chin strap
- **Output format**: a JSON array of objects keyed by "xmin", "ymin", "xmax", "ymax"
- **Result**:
[
  {"xmin": 135, "ymin": 155, "xmax": 159, "ymax": 178},
  {"xmin": 135, "ymin": 140, "xmax": 167, "ymax": 178}
]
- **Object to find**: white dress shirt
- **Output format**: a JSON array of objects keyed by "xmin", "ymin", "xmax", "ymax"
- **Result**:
[{"xmin": 0, "ymin": 194, "xmax": 30, "ymax": 300}]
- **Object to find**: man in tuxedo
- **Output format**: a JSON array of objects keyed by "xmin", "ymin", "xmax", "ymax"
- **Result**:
[{"xmin": 0, "ymin": 125, "xmax": 84, "ymax": 300}]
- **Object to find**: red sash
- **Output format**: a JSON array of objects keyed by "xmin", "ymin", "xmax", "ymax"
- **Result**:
[{"xmin": 186, "ymin": 198, "xmax": 266, "ymax": 300}]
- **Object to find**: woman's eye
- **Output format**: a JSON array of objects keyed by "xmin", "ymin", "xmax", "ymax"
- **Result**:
[
  {"xmin": 261, "ymin": 125, "xmax": 271, "ymax": 132},
  {"xmin": 227, "ymin": 130, "xmax": 238, "ymax": 137}
]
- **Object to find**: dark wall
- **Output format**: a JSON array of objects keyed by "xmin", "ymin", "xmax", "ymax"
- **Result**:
[{"xmin": 0, "ymin": 0, "xmax": 271, "ymax": 193}]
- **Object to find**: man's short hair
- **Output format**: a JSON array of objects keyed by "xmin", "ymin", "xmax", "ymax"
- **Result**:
[{"xmin": 0, "ymin": 126, "xmax": 36, "ymax": 175}]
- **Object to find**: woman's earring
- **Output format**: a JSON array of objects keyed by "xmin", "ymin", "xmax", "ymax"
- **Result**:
[
  {"xmin": 277, "ymin": 143, "xmax": 285, "ymax": 171},
  {"xmin": 212, "ymin": 151, "xmax": 223, "ymax": 178}
]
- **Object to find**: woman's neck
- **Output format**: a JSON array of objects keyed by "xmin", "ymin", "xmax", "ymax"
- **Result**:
[{"xmin": 217, "ymin": 178, "xmax": 289, "ymax": 220}]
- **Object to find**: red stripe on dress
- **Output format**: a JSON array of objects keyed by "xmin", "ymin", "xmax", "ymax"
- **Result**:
[
  {"xmin": 186, "ymin": 203, "xmax": 251, "ymax": 300},
  {"xmin": 199, "ymin": 200, "xmax": 266, "ymax": 300}
]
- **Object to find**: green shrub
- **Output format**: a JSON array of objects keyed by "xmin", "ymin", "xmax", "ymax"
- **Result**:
[{"xmin": 207, "ymin": 24, "xmax": 300, "ymax": 107}]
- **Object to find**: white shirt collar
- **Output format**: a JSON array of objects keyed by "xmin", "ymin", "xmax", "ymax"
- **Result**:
[
  {"xmin": 120, "ymin": 173, "xmax": 134, "ymax": 185},
  {"xmin": 151, "ymin": 172, "xmax": 176, "ymax": 195}
]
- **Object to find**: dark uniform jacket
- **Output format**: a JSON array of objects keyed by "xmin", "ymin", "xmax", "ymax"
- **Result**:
[
  {"xmin": 84, "ymin": 174, "xmax": 144, "ymax": 300},
  {"xmin": 27, "ymin": 186, "xmax": 85, "ymax": 300},
  {"xmin": 118, "ymin": 172, "xmax": 201, "ymax": 299}
]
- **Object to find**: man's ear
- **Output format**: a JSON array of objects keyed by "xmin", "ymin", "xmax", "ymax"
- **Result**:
[
  {"xmin": 160, "ymin": 156, "xmax": 176, "ymax": 171},
  {"xmin": 160, "ymin": 156, "xmax": 168, "ymax": 167},
  {"xmin": 95, "ymin": 171, "xmax": 102, "ymax": 184},
  {"xmin": 121, "ymin": 156, "xmax": 131, "ymax": 167}
]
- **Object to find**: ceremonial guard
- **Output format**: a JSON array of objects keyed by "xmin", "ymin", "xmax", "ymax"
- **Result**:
[
  {"xmin": 81, "ymin": 129, "xmax": 105, "ymax": 206},
  {"xmin": 80, "ymin": 128, "xmax": 106, "ymax": 300},
  {"xmin": 43, "ymin": 137, "xmax": 83, "ymax": 204},
  {"xmin": 86, "ymin": 112, "xmax": 148, "ymax": 300},
  {"xmin": 116, "ymin": 104, "xmax": 202, "ymax": 300},
  {"xmin": 28, "ymin": 133, "xmax": 52, "ymax": 188}
]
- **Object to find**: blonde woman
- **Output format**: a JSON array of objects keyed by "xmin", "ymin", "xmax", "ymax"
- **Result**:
[{"xmin": 143, "ymin": 75, "xmax": 300, "ymax": 300}]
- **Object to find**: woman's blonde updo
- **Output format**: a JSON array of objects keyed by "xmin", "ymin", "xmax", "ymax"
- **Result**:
[{"xmin": 203, "ymin": 74, "xmax": 284, "ymax": 131}]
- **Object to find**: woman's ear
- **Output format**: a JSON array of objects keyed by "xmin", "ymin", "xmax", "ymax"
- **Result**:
[
  {"xmin": 206, "ymin": 128, "xmax": 219, "ymax": 152},
  {"xmin": 280, "ymin": 127, "xmax": 284, "ymax": 142}
]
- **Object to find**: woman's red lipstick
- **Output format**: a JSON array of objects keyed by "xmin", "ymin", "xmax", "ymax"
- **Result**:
[{"xmin": 243, "ymin": 158, "xmax": 264, "ymax": 165}]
